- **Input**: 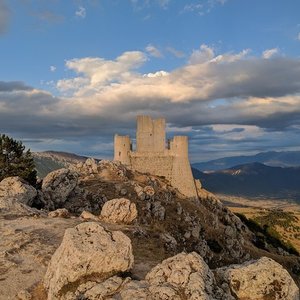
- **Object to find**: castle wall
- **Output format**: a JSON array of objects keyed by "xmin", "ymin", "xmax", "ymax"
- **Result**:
[
  {"xmin": 114, "ymin": 134, "xmax": 131, "ymax": 165},
  {"xmin": 130, "ymin": 152, "xmax": 173, "ymax": 181}
]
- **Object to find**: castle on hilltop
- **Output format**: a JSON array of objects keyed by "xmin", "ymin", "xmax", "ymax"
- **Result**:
[{"xmin": 114, "ymin": 115, "xmax": 201, "ymax": 198}]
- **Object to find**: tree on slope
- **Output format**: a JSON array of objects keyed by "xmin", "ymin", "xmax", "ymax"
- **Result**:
[{"xmin": 0, "ymin": 134, "xmax": 37, "ymax": 185}]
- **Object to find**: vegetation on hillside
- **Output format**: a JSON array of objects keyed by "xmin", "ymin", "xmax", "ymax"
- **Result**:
[
  {"xmin": 0, "ymin": 134, "xmax": 37, "ymax": 185},
  {"xmin": 236, "ymin": 210, "xmax": 300, "ymax": 256}
]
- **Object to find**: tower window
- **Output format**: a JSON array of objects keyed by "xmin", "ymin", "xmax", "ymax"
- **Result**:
[{"xmin": 119, "ymin": 151, "xmax": 121, "ymax": 156}]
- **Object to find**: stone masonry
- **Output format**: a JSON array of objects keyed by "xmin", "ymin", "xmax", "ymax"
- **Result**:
[{"xmin": 114, "ymin": 116, "xmax": 200, "ymax": 198}]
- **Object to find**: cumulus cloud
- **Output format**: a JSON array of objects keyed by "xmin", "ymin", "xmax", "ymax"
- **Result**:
[
  {"xmin": 50, "ymin": 65, "xmax": 56, "ymax": 72},
  {"xmin": 57, "ymin": 51, "xmax": 147, "ymax": 95},
  {"xmin": 262, "ymin": 48, "xmax": 279, "ymax": 59},
  {"xmin": 75, "ymin": 6, "xmax": 86, "ymax": 18},
  {"xmin": 1, "ymin": 46, "xmax": 300, "ymax": 159},
  {"xmin": 146, "ymin": 44, "xmax": 163, "ymax": 58},
  {"xmin": 0, "ymin": 0, "xmax": 10, "ymax": 34}
]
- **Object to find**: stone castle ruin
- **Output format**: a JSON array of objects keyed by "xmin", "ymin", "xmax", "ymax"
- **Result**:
[{"xmin": 114, "ymin": 115, "xmax": 201, "ymax": 198}]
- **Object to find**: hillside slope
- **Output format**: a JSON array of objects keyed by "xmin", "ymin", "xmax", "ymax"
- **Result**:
[{"xmin": 33, "ymin": 151, "xmax": 97, "ymax": 178}]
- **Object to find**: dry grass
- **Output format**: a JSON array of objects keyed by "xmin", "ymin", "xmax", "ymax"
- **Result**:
[{"xmin": 222, "ymin": 195, "xmax": 300, "ymax": 254}]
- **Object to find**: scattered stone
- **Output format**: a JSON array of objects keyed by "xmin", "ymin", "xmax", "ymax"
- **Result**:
[
  {"xmin": 100, "ymin": 198, "xmax": 138, "ymax": 224},
  {"xmin": 217, "ymin": 256, "xmax": 299, "ymax": 300},
  {"xmin": 80, "ymin": 210, "xmax": 99, "ymax": 221},
  {"xmin": 146, "ymin": 252, "xmax": 219, "ymax": 299},
  {"xmin": 151, "ymin": 201, "xmax": 165, "ymax": 221},
  {"xmin": 42, "ymin": 168, "xmax": 78, "ymax": 208},
  {"xmin": 0, "ymin": 176, "xmax": 37, "ymax": 206},
  {"xmin": 160, "ymin": 233, "xmax": 177, "ymax": 252},
  {"xmin": 191, "ymin": 225, "xmax": 201, "ymax": 239},
  {"xmin": 143, "ymin": 186, "xmax": 155, "ymax": 197},
  {"xmin": 84, "ymin": 276, "xmax": 127, "ymax": 300},
  {"xmin": 119, "ymin": 280, "xmax": 150, "ymax": 300},
  {"xmin": 120, "ymin": 188, "xmax": 128, "ymax": 196},
  {"xmin": 43, "ymin": 222, "xmax": 134, "ymax": 299},
  {"xmin": 48, "ymin": 208, "xmax": 69, "ymax": 218}
]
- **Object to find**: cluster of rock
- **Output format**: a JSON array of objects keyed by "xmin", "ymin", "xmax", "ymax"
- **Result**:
[
  {"xmin": 1, "ymin": 158, "xmax": 300, "ymax": 299},
  {"xmin": 43, "ymin": 222, "xmax": 299, "ymax": 300}
]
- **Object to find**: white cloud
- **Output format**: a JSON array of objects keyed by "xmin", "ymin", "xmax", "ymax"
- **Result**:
[
  {"xmin": 57, "ymin": 51, "xmax": 147, "ymax": 95},
  {"xmin": 50, "ymin": 65, "xmax": 56, "ymax": 72},
  {"xmin": 144, "ymin": 70, "xmax": 169, "ymax": 77},
  {"xmin": 166, "ymin": 47, "xmax": 185, "ymax": 58},
  {"xmin": 2, "ymin": 47, "xmax": 300, "ymax": 160},
  {"xmin": 262, "ymin": 48, "xmax": 279, "ymax": 59},
  {"xmin": 146, "ymin": 44, "xmax": 163, "ymax": 58},
  {"xmin": 183, "ymin": 0, "xmax": 228, "ymax": 15},
  {"xmin": 297, "ymin": 32, "xmax": 300, "ymax": 41},
  {"xmin": 189, "ymin": 44, "xmax": 215, "ymax": 64},
  {"xmin": 75, "ymin": 6, "xmax": 86, "ymax": 19}
]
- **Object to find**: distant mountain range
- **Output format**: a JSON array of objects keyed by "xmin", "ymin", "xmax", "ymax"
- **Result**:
[
  {"xmin": 192, "ymin": 163, "xmax": 300, "ymax": 201},
  {"xmin": 33, "ymin": 151, "xmax": 90, "ymax": 178},
  {"xmin": 192, "ymin": 151, "xmax": 300, "ymax": 171}
]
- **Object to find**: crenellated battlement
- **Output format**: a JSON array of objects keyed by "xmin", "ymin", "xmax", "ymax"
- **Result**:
[{"xmin": 114, "ymin": 116, "xmax": 199, "ymax": 198}]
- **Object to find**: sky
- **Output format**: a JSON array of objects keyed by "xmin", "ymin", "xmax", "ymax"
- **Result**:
[{"xmin": 1, "ymin": 0, "xmax": 300, "ymax": 162}]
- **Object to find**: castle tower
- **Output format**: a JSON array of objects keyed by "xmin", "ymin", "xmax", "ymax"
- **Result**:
[
  {"xmin": 114, "ymin": 134, "xmax": 131, "ymax": 165},
  {"xmin": 170, "ymin": 136, "xmax": 188, "ymax": 157},
  {"xmin": 136, "ymin": 115, "xmax": 166, "ymax": 153},
  {"xmin": 170, "ymin": 136, "xmax": 198, "ymax": 198}
]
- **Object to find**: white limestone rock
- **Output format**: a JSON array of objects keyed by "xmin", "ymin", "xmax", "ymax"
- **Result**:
[
  {"xmin": 83, "ymin": 276, "xmax": 126, "ymax": 300},
  {"xmin": 119, "ymin": 280, "xmax": 150, "ymax": 300},
  {"xmin": 0, "ymin": 176, "xmax": 37, "ymax": 206},
  {"xmin": 143, "ymin": 185, "xmax": 155, "ymax": 196},
  {"xmin": 42, "ymin": 168, "xmax": 78, "ymax": 207},
  {"xmin": 80, "ymin": 210, "xmax": 99, "ymax": 221},
  {"xmin": 100, "ymin": 198, "xmax": 138, "ymax": 224},
  {"xmin": 48, "ymin": 208, "xmax": 69, "ymax": 218},
  {"xmin": 43, "ymin": 222, "xmax": 134, "ymax": 300},
  {"xmin": 145, "ymin": 252, "xmax": 217, "ymax": 299},
  {"xmin": 217, "ymin": 256, "xmax": 299, "ymax": 300}
]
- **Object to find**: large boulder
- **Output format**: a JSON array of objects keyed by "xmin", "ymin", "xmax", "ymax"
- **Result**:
[
  {"xmin": 44, "ymin": 222, "xmax": 134, "ymax": 300},
  {"xmin": 100, "ymin": 198, "xmax": 138, "ymax": 224},
  {"xmin": 0, "ymin": 176, "xmax": 37, "ymax": 207},
  {"xmin": 216, "ymin": 256, "xmax": 299, "ymax": 300},
  {"xmin": 42, "ymin": 168, "xmax": 78, "ymax": 208},
  {"xmin": 145, "ymin": 252, "xmax": 220, "ymax": 299}
]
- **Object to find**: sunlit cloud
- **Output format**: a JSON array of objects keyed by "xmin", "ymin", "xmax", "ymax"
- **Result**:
[{"xmin": 262, "ymin": 48, "xmax": 279, "ymax": 59}]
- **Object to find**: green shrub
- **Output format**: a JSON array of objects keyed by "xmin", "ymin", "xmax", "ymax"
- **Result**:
[{"xmin": 0, "ymin": 134, "xmax": 37, "ymax": 185}]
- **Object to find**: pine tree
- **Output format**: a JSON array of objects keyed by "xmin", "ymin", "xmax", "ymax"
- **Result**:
[{"xmin": 0, "ymin": 134, "xmax": 37, "ymax": 185}]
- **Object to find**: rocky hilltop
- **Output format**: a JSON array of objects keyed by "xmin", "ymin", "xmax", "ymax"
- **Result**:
[{"xmin": 0, "ymin": 159, "xmax": 299, "ymax": 299}]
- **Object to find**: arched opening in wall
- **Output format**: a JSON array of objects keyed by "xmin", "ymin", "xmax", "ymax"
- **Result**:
[{"xmin": 119, "ymin": 151, "xmax": 121, "ymax": 157}]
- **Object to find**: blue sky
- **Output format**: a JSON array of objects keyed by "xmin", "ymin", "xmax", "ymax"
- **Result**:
[{"xmin": 1, "ymin": 0, "xmax": 300, "ymax": 162}]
